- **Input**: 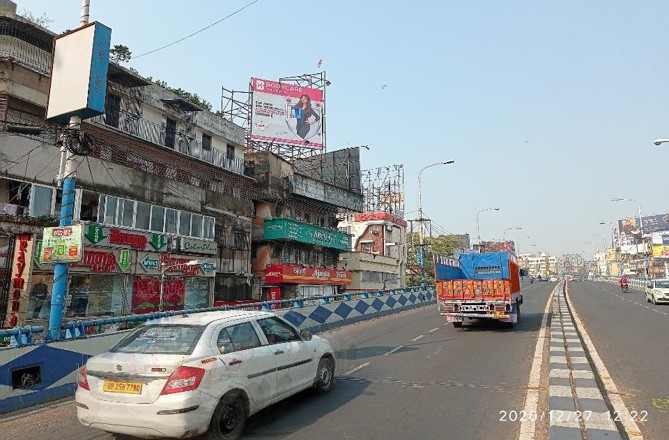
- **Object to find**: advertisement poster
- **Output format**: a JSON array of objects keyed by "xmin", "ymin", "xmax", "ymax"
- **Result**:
[
  {"xmin": 132, "ymin": 275, "xmax": 185, "ymax": 313},
  {"xmin": 652, "ymin": 245, "xmax": 669, "ymax": 259},
  {"xmin": 40, "ymin": 225, "xmax": 83, "ymax": 263},
  {"xmin": 250, "ymin": 78, "xmax": 324, "ymax": 148},
  {"xmin": 641, "ymin": 214, "xmax": 669, "ymax": 234}
]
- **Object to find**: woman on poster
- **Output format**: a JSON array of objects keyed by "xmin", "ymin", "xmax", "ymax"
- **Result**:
[{"xmin": 293, "ymin": 94, "xmax": 320, "ymax": 140}]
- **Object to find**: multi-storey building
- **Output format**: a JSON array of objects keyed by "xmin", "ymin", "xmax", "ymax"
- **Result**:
[
  {"xmin": 248, "ymin": 151, "xmax": 362, "ymax": 300},
  {"xmin": 0, "ymin": 4, "xmax": 254, "ymax": 327},
  {"xmin": 337, "ymin": 212, "xmax": 407, "ymax": 292},
  {"xmin": 518, "ymin": 252, "xmax": 558, "ymax": 277}
]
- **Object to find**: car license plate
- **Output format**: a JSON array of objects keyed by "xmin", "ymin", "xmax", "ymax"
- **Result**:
[{"xmin": 103, "ymin": 380, "xmax": 142, "ymax": 394}]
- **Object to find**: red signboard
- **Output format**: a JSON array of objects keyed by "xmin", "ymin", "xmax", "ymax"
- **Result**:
[
  {"xmin": 265, "ymin": 264, "xmax": 352, "ymax": 285},
  {"xmin": 353, "ymin": 212, "xmax": 407, "ymax": 227},
  {"xmin": 70, "ymin": 250, "xmax": 117, "ymax": 272}
]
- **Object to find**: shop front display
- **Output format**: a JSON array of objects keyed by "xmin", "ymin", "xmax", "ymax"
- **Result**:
[{"xmin": 264, "ymin": 264, "xmax": 351, "ymax": 300}]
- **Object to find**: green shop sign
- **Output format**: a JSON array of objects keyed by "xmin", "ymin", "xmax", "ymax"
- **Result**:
[{"xmin": 263, "ymin": 218, "xmax": 351, "ymax": 251}]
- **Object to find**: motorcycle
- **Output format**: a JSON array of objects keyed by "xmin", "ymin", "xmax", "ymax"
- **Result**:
[
  {"xmin": 621, "ymin": 283, "xmax": 629, "ymax": 293},
  {"xmin": 530, "ymin": 278, "xmax": 534, "ymax": 284}
]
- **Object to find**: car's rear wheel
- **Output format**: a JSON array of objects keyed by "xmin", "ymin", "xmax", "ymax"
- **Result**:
[
  {"xmin": 452, "ymin": 321, "xmax": 463, "ymax": 328},
  {"xmin": 314, "ymin": 357, "xmax": 334, "ymax": 394},
  {"xmin": 207, "ymin": 393, "xmax": 247, "ymax": 440}
]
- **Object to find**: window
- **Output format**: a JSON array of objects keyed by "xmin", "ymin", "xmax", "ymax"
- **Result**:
[
  {"xmin": 226, "ymin": 144, "xmax": 235, "ymax": 160},
  {"xmin": 150, "ymin": 206, "xmax": 165, "ymax": 232},
  {"xmin": 135, "ymin": 202, "xmax": 151, "ymax": 230},
  {"xmin": 121, "ymin": 199, "xmax": 135, "ymax": 227},
  {"xmin": 202, "ymin": 133, "xmax": 212, "ymax": 151},
  {"xmin": 112, "ymin": 325, "xmax": 205, "ymax": 355},
  {"xmin": 218, "ymin": 322, "xmax": 261, "ymax": 353},
  {"xmin": 105, "ymin": 94, "xmax": 121, "ymax": 128},
  {"xmin": 104, "ymin": 196, "xmax": 118, "ymax": 225},
  {"xmin": 257, "ymin": 317, "xmax": 300, "ymax": 344},
  {"xmin": 234, "ymin": 230, "xmax": 248, "ymax": 249},
  {"xmin": 78, "ymin": 191, "xmax": 100, "ymax": 222},
  {"xmin": 165, "ymin": 118, "xmax": 176, "ymax": 149},
  {"xmin": 191, "ymin": 214, "xmax": 202, "ymax": 238},
  {"xmin": 30, "ymin": 185, "xmax": 54, "ymax": 217},
  {"xmin": 165, "ymin": 209, "xmax": 178, "ymax": 234},
  {"xmin": 179, "ymin": 212, "xmax": 191, "ymax": 236},
  {"xmin": 361, "ymin": 242, "xmax": 373, "ymax": 253},
  {"xmin": 203, "ymin": 217, "xmax": 215, "ymax": 240}
]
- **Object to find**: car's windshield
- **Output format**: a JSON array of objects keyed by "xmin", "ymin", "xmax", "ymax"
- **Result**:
[
  {"xmin": 111, "ymin": 324, "xmax": 205, "ymax": 355},
  {"xmin": 655, "ymin": 281, "xmax": 669, "ymax": 289}
]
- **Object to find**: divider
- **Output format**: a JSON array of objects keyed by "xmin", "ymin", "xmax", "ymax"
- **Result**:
[{"xmin": 0, "ymin": 287, "xmax": 435, "ymax": 414}]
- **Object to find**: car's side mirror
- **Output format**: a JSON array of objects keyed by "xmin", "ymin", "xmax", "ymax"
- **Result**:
[{"xmin": 300, "ymin": 329, "xmax": 312, "ymax": 341}]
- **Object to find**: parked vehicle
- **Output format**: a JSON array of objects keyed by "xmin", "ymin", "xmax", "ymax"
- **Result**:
[
  {"xmin": 435, "ymin": 251, "xmax": 522, "ymax": 328},
  {"xmin": 75, "ymin": 310, "xmax": 335, "ymax": 439},
  {"xmin": 645, "ymin": 279, "xmax": 669, "ymax": 305}
]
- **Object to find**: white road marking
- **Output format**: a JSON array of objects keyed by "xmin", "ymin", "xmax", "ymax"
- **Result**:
[
  {"xmin": 429, "ymin": 327, "xmax": 439, "ymax": 333},
  {"xmin": 383, "ymin": 345, "xmax": 404, "ymax": 356},
  {"xmin": 411, "ymin": 334, "xmax": 425, "ymax": 342},
  {"xmin": 518, "ymin": 284, "xmax": 557, "ymax": 440},
  {"xmin": 343, "ymin": 362, "xmax": 370, "ymax": 376},
  {"xmin": 565, "ymin": 285, "xmax": 643, "ymax": 439}
]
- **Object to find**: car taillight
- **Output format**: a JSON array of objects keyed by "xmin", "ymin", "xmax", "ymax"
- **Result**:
[
  {"xmin": 161, "ymin": 366, "xmax": 205, "ymax": 395},
  {"xmin": 78, "ymin": 365, "xmax": 90, "ymax": 390}
]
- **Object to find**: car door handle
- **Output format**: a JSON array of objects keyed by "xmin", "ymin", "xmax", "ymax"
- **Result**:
[
  {"xmin": 227, "ymin": 359, "xmax": 242, "ymax": 366},
  {"xmin": 274, "ymin": 350, "xmax": 284, "ymax": 355}
]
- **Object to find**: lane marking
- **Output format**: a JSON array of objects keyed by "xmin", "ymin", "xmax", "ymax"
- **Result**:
[
  {"xmin": 411, "ymin": 334, "xmax": 425, "ymax": 342},
  {"xmin": 566, "ymin": 284, "xmax": 643, "ymax": 439},
  {"xmin": 518, "ymin": 284, "xmax": 557, "ymax": 440},
  {"xmin": 343, "ymin": 362, "xmax": 370, "ymax": 376},
  {"xmin": 383, "ymin": 345, "xmax": 404, "ymax": 356},
  {"xmin": 429, "ymin": 327, "xmax": 439, "ymax": 333}
]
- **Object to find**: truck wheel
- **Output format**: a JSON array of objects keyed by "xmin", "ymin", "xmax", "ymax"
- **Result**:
[{"xmin": 453, "ymin": 321, "xmax": 463, "ymax": 328}]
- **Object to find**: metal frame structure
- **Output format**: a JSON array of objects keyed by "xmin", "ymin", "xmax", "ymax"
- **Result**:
[
  {"xmin": 361, "ymin": 164, "xmax": 405, "ymax": 218},
  {"xmin": 220, "ymin": 71, "xmax": 329, "ymax": 160}
]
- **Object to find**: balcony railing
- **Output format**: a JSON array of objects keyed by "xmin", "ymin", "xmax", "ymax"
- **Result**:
[
  {"xmin": 90, "ymin": 108, "xmax": 251, "ymax": 177},
  {"xmin": 0, "ymin": 33, "xmax": 52, "ymax": 76}
]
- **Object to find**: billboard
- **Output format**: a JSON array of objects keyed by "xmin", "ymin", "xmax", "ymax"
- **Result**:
[
  {"xmin": 250, "ymin": 78, "xmax": 324, "ymax": 148},
  {"xmin": 618, "ymin": 217, "xmax": 641, "ymax": 245},
  {"xmin": 480, "ymin": 240, "xmax": 515, "ymax": 253},
  {"xmin": 652, "ymin": 245, "xmax": 669, "ymax": 259},
  {"xmin": 641, "ymin": 214, "xmax": 669, "ymax": 234},
  {"xmin": 40, "ymin": 225, "xmax": 83, "ymax": 263}
]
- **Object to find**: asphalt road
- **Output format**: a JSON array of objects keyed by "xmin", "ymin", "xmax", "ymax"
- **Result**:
[
  {"xmin": 567, "ymin": 280, "xmax": 669, "ymax": 440},
  {"xmin": 0, "ymin": 282, "xmax": 555, "ymax": 440}
]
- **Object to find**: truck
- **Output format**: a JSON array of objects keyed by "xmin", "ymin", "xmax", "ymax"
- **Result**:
[{"xmin": 435, "ymin": 251, "xmax": 523, "ymax": 328}]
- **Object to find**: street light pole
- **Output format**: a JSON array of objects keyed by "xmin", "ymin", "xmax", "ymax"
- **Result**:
[
  {"xmin": 417, "ymin": 160, "xmax": 455, "ymax": 288},
  {"xmin": 476, "ymin": 207, "xmax": 500, "ymax": 244}
]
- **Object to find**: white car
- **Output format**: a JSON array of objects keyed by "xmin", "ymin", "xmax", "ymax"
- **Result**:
[
  {"xmin": 550, "ymin": 277, "xmax": 557, "ymax": 282},
  {"xmin": 645, "ymin": 279, "xmax": 669, "ymax": 305},
  {"xmin": 75, "ymin": 310, "xmax": 335, "ymax": 439}
]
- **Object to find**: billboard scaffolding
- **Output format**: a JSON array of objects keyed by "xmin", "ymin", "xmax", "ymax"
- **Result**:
[
  {"xmin": 220, "ymin": 71, "xmax": 328, "ymax": 160},
  {"xmin": 361, "ymin": 164, "xmax": 405, "ymax": 218}
]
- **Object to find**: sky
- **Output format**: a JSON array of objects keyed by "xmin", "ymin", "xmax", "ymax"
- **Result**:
[{"xmin": 18, "ymin": 0, "xmax": 669, "ymax": 257}]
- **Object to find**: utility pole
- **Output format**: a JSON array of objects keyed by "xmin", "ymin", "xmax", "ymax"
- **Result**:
[{"xmin": 48, "ymin": 0, "xmax": 91, "ymax": 340}]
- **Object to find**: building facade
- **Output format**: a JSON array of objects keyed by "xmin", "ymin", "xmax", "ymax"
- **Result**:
[{"xmin": 0, "ymin": 6, "xmax": 254, "ymax": 328}]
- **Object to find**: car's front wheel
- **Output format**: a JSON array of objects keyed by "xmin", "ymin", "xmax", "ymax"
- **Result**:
[
  {"xmin": 314, "ymin": 357, "xmax": 334, "ymax": 394},
  {"xmin": 207, "ymin": 393, "xmax": 247, "ymax": 440}
]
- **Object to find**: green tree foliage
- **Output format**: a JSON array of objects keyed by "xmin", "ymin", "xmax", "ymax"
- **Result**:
[
  {"xmin": 147, "ymin": 77, "xmax": 213, "ymax": 112},
  {"xmin": 406, "ymin": 233, "xmax": 463, "ymax": 287},
  {"xmin": 110, "ymin": 44, "xmax": 132, "ymax": 63}
]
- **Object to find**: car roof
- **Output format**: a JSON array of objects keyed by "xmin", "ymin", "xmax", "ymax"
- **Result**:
[{"xmin": 146, "ymin": 310, "xmax": 276, "ymax": 326}]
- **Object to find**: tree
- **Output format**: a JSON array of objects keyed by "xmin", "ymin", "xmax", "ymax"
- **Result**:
[
  {"xmin": 19, "ymin": 10, "xmax": 53, "ymax": 28},
  {"xmin": 406, "ymin": 233, "xmax": 464, "ymax": 287},
  {"xmin": 110, "ymin": 44, "xmax": 132, "ymax": 63},
  {"xmin": 147, "ymin": 77, "xmax": 213, "ymax": 112}
]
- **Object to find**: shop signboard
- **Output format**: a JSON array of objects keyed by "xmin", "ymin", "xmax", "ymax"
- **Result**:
[
  {"xmin": 69, "ymin": 247, "xmax": 134, "ymax": 272},
  {"xmin": 652, "ymin": 245, "xmax": 669, "ymax": 259},
  {"xmin": 7, "ymin": 234, "xmax": 33, "ymax": 327},
  {"xmin": 265, "ymin": 264, "xmax": 352, "ymax": 285},
  {"xmin": 40, "ymin": 225, "xmax": 83, "ymax": 263},
  {"xmin": 180, "ymin": 237, "xmax": 217, "ymax": 255},
  {"xmin": 136, "ymin": 252, "xmax": 216, "ymax": 277},
  {"xmin": 264, "ymin": 218, "xmax": 351, "ymax": 251},
  {"xmin": 83, "ymin": 224, "xmax": 168, "ymax": 252}
]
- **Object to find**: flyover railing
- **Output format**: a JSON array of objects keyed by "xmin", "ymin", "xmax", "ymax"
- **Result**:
[{"xmin": 0, "ymin": 287, "xmax": 431, "ymax": 347}]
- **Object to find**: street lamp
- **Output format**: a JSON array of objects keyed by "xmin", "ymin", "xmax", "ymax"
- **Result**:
[
  {"xmin": 611, "ymin": 197, "xmax": 648, "ymax": 279},
  {"xmin": 476, "ymin": 207, "xmax": 500, "ymax": 244},
  {"xmin": 502, "ymin": 227, "xmax": 522, "ymax": 241},
  {"xmin": 159, "ymin": 259, "xmax": 206, "ymax": 312},
  {"xmin": 653, "ymin": 138, "xmax": 669, "ymax": 146},
  {"xmin": 417, "ymin": 159, "xmax": 455, "ymax": 288}
]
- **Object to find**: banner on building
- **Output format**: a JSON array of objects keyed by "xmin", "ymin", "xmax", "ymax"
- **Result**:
[
  {"xmin": 40, "ymin": 225, "xmax": 83, "ymax": 263},
  {"xmin": 250, "ymin": 78, "xmax": 324, "ymax": 148},
  {"xmin": 618, "ymin": 218, "xmax": 641, "ymax": 245},
  {"xmin": 652, "ymin": 245, "xmax": 669, "ymax": 259},
  {"xmin": 641, "ymin": 214, "xmax": 669, "ymax": 234},
  {"xmin": 265, "ymin": 264, "xmax": 351, "ymax": 285}
]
